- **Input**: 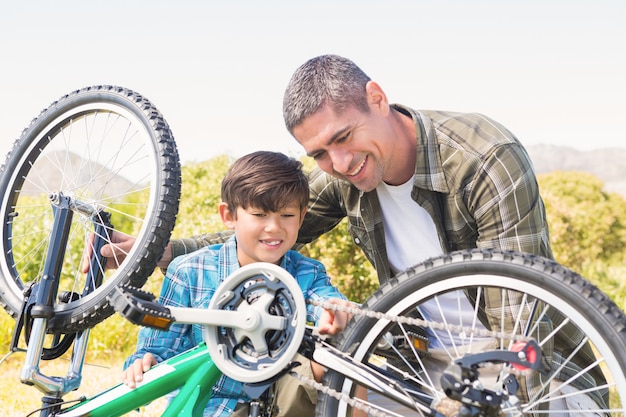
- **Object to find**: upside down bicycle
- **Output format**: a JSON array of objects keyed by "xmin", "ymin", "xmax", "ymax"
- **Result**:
[{"xmin": 0, "ymin": 86, "xmax": 625, "ymax": 417}]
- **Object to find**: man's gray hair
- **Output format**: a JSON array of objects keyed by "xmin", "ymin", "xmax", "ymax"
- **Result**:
[{"xmin": 282, "ymin": 55, "xmax": 371, "ymax": 133}]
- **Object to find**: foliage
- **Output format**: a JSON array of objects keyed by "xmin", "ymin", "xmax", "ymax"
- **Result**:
[
  {"xmin": 2, "ymin": 160, "xmax": 626, "ymax": 358},
  {"xmin": 538, "ymin": 171, "xmax": 626, "ymax": 310},
  {"xmin": 170, "ymin": 155, "xmax": 233, "ymax": 239},
  {"xmin": 299, "ymin": 219, "xmax": 378, "ymax": 303},
  {"xmin": 539, "ymin": 171, "xmax": 626, "ymax": 267}
]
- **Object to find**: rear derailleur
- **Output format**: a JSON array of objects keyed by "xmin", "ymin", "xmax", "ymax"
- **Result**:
[{"xmin": 440, "ymin": 340, "xmax": 550, "ymax": 417}]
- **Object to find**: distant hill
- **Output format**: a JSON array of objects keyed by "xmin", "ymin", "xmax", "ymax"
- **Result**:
[
  {"xmin": 19, "ymin": 150, "xmax": 136, "ymax": 197},
  {"xmin": 16, "ymin": 145, "xmax": 626, "ymax": 200},
  {"xmin": 526, "ymin": 144, "xmax": 626, "ymax": 198}
]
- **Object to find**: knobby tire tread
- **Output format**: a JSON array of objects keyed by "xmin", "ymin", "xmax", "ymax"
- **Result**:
[{"xmin": 0, "ymin": 85, "xmax": 181, "ymax": 333}]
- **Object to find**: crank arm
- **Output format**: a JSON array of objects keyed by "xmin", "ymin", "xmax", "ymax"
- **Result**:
[{"xmin": 109, "ymin": 285, "xmax": 286, "ymax": 332}]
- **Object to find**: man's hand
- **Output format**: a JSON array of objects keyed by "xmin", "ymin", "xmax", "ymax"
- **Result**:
[
  {"xmin": 81, "ymin": 231, "xmax": 172, "ymax": 273},
  {"xmin": 81, "ymin": 231, "xmax": 135, "ymax": 273},
  {"xmin": 122, "ymin": 353, "xmax": 158, "ymax": 388},
  {"xmin": 312, "ymin": 298, "xmax": 354, "ymax": 381}
]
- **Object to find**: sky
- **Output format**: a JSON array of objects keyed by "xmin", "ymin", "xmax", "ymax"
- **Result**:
[{"xmin": 1, "ymin": 0, "xmax": 624, "ymax": 165}]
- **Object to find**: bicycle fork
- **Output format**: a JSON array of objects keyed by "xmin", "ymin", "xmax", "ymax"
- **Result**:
[{"xmin": 18, "ymin": 193, "xmax": 110, "ymax": 415}]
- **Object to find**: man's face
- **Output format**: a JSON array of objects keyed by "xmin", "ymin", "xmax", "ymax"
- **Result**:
[{"xmin": 292, "ymin": 104, "xmax": 392, "ymax": 192}]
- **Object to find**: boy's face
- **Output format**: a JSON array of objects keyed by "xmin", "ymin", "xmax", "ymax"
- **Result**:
[{"xmin": 219, "ymin": 200, "xmax": 306, "ymax": 266}]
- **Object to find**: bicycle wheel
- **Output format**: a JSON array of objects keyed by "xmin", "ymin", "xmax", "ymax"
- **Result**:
[
  {"xmin": 0, "ymin": 85, "xmax": 181, "ymax": 333},
  {"xmin": 318, "ymin": 249, "xmax": 626, "ymax": 417}
]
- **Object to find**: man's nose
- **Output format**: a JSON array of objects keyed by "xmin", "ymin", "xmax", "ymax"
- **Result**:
[{"xmin": 329, "ymin": 149, "xmax": 352, "ymax": 174}]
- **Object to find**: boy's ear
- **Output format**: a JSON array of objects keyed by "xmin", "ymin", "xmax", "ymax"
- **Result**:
[
  {"xmin": 219, "ymin": 202, "xmax": 236, "ymax": 229},
  {"xmin": 299, "ymin": 207, "xmax": 307, "ymax": 226}
]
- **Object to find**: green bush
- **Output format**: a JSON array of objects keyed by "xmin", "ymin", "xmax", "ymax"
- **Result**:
[
  {"xmin": 539, "ymin": 171, "xmax": 626, "ymax": 310},
  {"xmin": 2, "ymin": 160, "xmax": 626, "ymax": 357}
]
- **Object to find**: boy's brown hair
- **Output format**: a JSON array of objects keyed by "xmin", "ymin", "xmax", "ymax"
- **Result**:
[{"xmin": 221, "ymin": 151, "xmax": 309, "ymax": 215}]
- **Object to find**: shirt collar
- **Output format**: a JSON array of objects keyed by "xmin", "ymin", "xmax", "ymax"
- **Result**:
[{"xmin": 391, "ymin": 104, "xmax": 449, "ymax": 194}]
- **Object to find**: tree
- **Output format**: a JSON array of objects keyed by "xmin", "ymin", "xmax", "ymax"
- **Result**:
[{"xmin": 539, "ymin": 171, "xmax": 626, "ymax": 269}]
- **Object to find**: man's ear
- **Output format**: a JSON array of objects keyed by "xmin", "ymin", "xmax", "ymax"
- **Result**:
[
  {"xmin": 219, "ymin": 202, "xmax": 236, "ymax": 230},
  {"xmin": 365, "ymin": 81, "xmax": 389, "ymax": 115}
]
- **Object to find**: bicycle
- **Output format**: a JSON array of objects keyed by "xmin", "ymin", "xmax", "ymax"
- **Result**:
[{"xmin": 1, "ymin": 87, "xmax": 625, "ymax": 417}]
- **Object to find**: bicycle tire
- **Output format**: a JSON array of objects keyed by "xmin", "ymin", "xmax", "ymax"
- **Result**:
[
  {"xmin": 0, "ymin": 85, "xmax": 181, "ymax": 333},
  {"xmin": 317, "ymin": 249, "xmax": 626, "ymax": 416}
]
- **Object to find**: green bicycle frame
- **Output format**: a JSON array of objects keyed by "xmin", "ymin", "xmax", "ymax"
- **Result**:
[{"xmin": 58, "ymin": 342, "xmax": 221, "ymax": 417}]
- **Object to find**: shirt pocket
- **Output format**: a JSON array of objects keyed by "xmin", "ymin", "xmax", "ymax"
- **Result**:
[
  {"xmin": 443, "ymin": 195, "xmax": 477, "ymax": 250},
  {"xmin": 346, "ymin": 220, "xmax": 374, "ymax": 259}
]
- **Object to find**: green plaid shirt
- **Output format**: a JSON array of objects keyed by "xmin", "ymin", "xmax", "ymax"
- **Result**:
[{"xmin": 298, "ymin": 104, "xmax": 552, "ymax": 284}]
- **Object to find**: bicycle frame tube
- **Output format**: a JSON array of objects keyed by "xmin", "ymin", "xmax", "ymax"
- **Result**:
[{"xmin": 58, "ymin": 343, "xmax": 221, "ymax": 417}]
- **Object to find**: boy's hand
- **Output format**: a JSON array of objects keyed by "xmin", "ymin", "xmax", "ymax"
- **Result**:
[
  {"xmin": 317, "ymin": 298, "xmax": 354, "ymax": 336},
  {"xmin": 122, "ymin": 353, "xmax": 158, "ymax": 388},
  {"xmin": 310, "ymin": 298, "xmax": 348, "ymax": 385}
]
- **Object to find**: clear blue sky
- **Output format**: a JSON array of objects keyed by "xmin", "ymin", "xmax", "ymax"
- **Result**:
[{"xmin": 1, "ymin": 0, "xmax": 624, "ymax": 164}]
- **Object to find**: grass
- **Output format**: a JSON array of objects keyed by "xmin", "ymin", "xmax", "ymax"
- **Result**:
[
  {"xmin": 0, "ymin": 350, "xmax": 167, "ymax": 417},
  {"xmin": 0, "ymin": 274, "xmax": 169, "ymax": 416}
]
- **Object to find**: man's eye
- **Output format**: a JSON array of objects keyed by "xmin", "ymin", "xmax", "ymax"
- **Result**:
[{"xmin": 311, "ymin": 151, "xmax": 325, "ymax": 161}]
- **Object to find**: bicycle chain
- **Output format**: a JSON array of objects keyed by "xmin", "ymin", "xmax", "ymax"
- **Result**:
[
  {"xmin": 309, "ymin": 298, "xmax": 537, "ymax": 377},
  {"xmin": 290, "ymin": 369, "xmax": 393, "ymax": 417},
  {"xmin": 288, "ymin": 299, "xmax": 537, "ymax": 417},
  {"xmin": 308, "ymin": 299, "xmax": 533, "ymax": 343}
]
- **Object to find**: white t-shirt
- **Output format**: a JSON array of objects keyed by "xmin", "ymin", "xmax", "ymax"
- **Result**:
[{"xmin": 377, "ymin": 176, "xmax": 489, "ymax": 348}]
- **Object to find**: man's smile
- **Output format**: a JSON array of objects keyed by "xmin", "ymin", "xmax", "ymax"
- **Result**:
[{"xmin": 346, "ymin": 156, "xmax": 367, "ymax": 178}]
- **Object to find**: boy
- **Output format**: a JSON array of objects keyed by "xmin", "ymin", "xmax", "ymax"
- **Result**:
[{"xmin": 122, "ymin": 151, "xmax": 353, "ymax": 416}]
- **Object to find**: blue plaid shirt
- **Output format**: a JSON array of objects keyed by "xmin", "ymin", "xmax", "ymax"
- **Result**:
[{"xmin": 124, "ymin": 236, "xmax": 346, "ymax": 416}]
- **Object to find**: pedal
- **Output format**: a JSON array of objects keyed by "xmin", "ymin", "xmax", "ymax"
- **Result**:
[{"xmin": 107, "ymin": 285, "xmax": 174, "ymax": 330}]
